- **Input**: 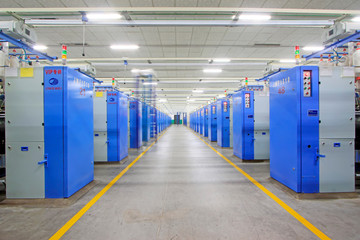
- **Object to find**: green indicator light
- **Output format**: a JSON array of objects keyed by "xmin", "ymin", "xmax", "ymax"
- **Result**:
[
  {"xmin": 62, "ymin": 50, "xmax": 67, "ymax": 54},
  {"xmin": 295, "ymin": 50, "xmax": 299, "ymax": 54}
]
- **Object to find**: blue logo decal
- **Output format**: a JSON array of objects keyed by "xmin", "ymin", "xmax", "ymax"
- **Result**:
[
  {"xmin": 49, "ymin": 78, "xmax": 59, "ymax": 85},
  {"xmin": 308, "ymin": 109, "xmax": 318, "ymax": 116},
  {"xmin": 109, "ymin": 97, "xmax": 115, "ymax": 102}
]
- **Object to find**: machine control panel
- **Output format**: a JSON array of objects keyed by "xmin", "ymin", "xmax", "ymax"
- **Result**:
[
  {"xmin": 303, "ymin": 70, "xmax": 312, "ymax": 97},
  {"xmin": 224, "ymin": 101, "xmax": 228, "ymax": 112},
  {"xmin": 245, "ymin": 93, "xmax": 251, "ymax": 108},
  {"xmin": 212, "ymin": 106, "xmax": 215, "ymax": 114}
]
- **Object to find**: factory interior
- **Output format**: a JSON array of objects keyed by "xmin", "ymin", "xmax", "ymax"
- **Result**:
[{"xmin": 1, "ymin": 1, "xmax": 360, "ymax": 240}]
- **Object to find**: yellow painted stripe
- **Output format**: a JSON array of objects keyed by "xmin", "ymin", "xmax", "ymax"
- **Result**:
[
  {"xmin": 49, "ymin": 129, "xmax": 169, "ymax": 240},
  {"xmin": 192, "ymin": 131, "xmax": 331, "ymax": 240}
]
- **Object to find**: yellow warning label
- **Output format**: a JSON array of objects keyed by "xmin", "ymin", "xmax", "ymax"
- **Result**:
[
  {"xmin": 20, "ymin": 68, "xmax": 34, "ymax": 77},
  {"xmin": 95, "ymin": 92, "xmax": 104, "ymax": 97}
]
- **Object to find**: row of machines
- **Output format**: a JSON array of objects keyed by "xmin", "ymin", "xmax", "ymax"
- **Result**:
[
  {"xmin": 190, "ymin": 65, "xmax": 355, "ymax": 194},
  {"xmin": 5, "ymin": 66, "xmax": 171, "ymax": 199},
  {"xmin": 189, "ymin": 98, "xmax": 232, "ymax": 148},
  {"xmin": 94, "ymin": 93, "xmax": 171, "ymax": 160}
]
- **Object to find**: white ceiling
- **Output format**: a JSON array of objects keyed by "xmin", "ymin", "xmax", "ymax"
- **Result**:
[{"xmin": 1, "ymin": 1, "xmax": 360, "ymax": 114}]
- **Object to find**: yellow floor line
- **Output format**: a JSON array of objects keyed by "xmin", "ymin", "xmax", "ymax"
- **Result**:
[
  {"xmin": 191, "ymin": 130, "xmax": 331, "ymax": 240},
  {"xmin": 49, "ymin": 128, "xmax": 169, "ymax": 240}
]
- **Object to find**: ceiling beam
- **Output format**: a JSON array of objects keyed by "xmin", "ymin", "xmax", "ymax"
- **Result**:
[{"xmin": 0, "ymin": 7, "xmax": 360, "ymax": 15}]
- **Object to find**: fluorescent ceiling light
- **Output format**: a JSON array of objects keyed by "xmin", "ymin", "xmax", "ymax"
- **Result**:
[
  {"xmin": 279, "ymin": 59, "xmax": 296, "ymax": 63},
  {"xmin": 33, "ymin": 45, "xmax": 48, "ymax": 50},
  {"xmin": 352, "ymin": 17, "xmax": 360, "ymax": 22},
  {"xmin": 187, "ymin": 99, "xmax": 195, "ymax": 102},
  {"xmin": 218, "ymin": 94, "xmax": 226, "ymax": 98},
  {"xmin": 237, "ymin": 14, "xmax": 271, "ymax": 21},
  {"xmin": 159, "ymin": 99, "xmax": 167, "ymax": 102},
  {"xmin": 303, "ymin": 46, "xmax": 324, "ymax": 51},
  {"xmin": 192, "ymin": 90, "xmax": 204, "ymax": 93},
  {"xmin": 110, "ymin": 45, "xmax": 139, "ymax": 50},
  {"xmin": 212, "ymin": 58, "xmax": 231, "ymax": 63},
  {"xmin": 203, "ymin": 69, "xmax": 222, "ymax": 73},
  {"xmin": 143, "ymin": 82, "xmax": 158, "ymax": 85},
  {"xmin": 86, "ymin": 13, "xmax": 122, "ymax": 20}
]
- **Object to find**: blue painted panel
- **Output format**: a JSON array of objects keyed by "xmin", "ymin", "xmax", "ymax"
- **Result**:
[
  {"xmin": 200, "ymin": 109, "xmax": 204, "ymax": 135},
  {"xmin": 233, "ymin": 92, "xmax": 242, "ymax": 158},
  {"xmin": 44, "ymin": 66, "xmax": 94, "ymax": 198},
  {"xmin": 142, "ymin": 103, "xmax": 150, "ymax": 142},
  {"xmin": 150, "ymin": 107, "xmax": 156, "ymax": 138},
  {"xmin": 107, "ymin": 91, "xmax": 119, "ymax": 162},
  {"xmin": 129, "ymin": 100, "xmax": 142, "ymax": 148},
  {"xmin": 209, "ymin": 103, "xmax": 217, "ymax": 141},
  {"xmin": 269, "ymin": 66, "xmax": 319, "ymax": 193},
  {"xmin": 217, "ymin": 99, "xmax": 230, "ymax": 147},
  {"xmin": 106, "ymin": 91, "xmax": 128, "ymax": 162},
  {"xmin": 44, "ymin": 66, "xmax": 65, "ymax": 198},
  {"xmin": 118, "ymin": 93, "xmax": 128, "ymax": 160},
  {"xmin": 233, "ymin": 91, "xmax": 255, "ymax": 160},
  {"xmin": 204, "ymin": 107, "xmax": 208, "ymax": 137},
  {"xmin": 63, "ymin": 68, "xmax": 94, "ymax": 197}
]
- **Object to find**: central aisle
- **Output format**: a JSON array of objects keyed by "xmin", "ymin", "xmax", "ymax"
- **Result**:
[{"xmin": 61, "ymin": 126, "xmax": 317, "ymax": 240}]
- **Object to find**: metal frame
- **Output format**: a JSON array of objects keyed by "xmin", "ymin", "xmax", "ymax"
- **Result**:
[
  {"xmin": 0, "ymin": 30, "xmax": 57, "ymax": 62},
  {"xmin": 256, "ymin": 68, "xmax": 289, "ymax": 82},
  {"xmin": 305, "ymin": 31, "xmax": 360, "ymax": 61}
]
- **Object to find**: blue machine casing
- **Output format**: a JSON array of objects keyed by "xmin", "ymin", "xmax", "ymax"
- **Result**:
[
  {"xmin": 142, "ymin": 103, "xmax": 150, "ymax": 142},
  {"xmin": 199, "ymin": 109, "xmax": 204, "ymax": 135},
  {"xmin": 150, "ymin": 107, "xmax": 157, "ymax": 138},
  {"xmin": 233, "ymin": 91, "xmax": 254, "ymax": 160},
  {"xmin": 129, "ymin": 99, "xmax": 142, "ymax": 148},
  {"xmin": 269, "ymin": 66, "xmax": 319, "ymax": 193},
  {"xmin": 44, "ymin": 66, "xmax": 94, "ymax": 198},
  {"xmin": 208, "ymin": 103, "xmax": 217, "ymax": 141},
  {"xmin": 217, "ymin": 99, "xmax": 230, "ymax": 147},
  {"xmin": 204, "ymin": 107, "xmax": 208, "ymax": 137},
  {"xmin": 107, "ymin": 91, "xmax": 128, "ymax": 162}
]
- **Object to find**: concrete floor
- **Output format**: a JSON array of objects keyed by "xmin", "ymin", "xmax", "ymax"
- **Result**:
[{"xmin": 0, "ymin": 125, "xmax": 360, "ymax": 240}]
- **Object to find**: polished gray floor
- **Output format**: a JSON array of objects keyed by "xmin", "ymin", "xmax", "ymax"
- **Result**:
[{"xmin": 0, "ymin": 125, "xmax": 360, "ymax": 240}]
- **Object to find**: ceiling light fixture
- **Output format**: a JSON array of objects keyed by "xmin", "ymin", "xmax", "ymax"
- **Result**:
[
  {"xmin": 86, "ymin": 13, "xmax": 122, "ymax": 20},
  {"xmin": 192, "ymin": 90, "xmax": 204, "ymax": 93},
  {"xmin": 237, "ymin": 14, "xmax": 271, "ymax": 21},
  {"xmin": 159, "ymin": 99, "xmax": 167, "ymax": 102},
  {"xmin": 303, "ymin": 46, "xmax": 324, "ymax": 51},
  {"xmin": 187, "ymin": 99, "xmax": 195, "ymax": 102},
  {"xmin": 203, "ymin": 69, "xmax": 222, "ymax": 73},
  {"xmin": 143, "ymin": 82, "xmax": 158, "ymax": 85},
  {"xmin": 33, "ymin": 45, "xmax": 48, "ymax": 50},
  {"xmin": 110, "ymin": 45, "xmax": 139, "ymax": 50},
  {"xmin": 279, "ymin": 59, "xmax": 296, "ymax": 63},
  {"xmin": 213, "ymin": 58, "xmax": 231, "ymax": 63},
  {"xmin": 352, "ymin": 17, "xmax": 360, "ymax": 22}
]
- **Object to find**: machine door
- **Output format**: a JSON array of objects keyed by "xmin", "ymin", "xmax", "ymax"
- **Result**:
[
  {"xmin": 94, "ymin": 132, "xmax": 108, "ymax": 162},
  {"xmin": 6, "ymin": 142, "xmax": 45, "ymax": 198}
]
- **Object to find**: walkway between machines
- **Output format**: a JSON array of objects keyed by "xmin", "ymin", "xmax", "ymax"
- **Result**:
[{"xmin": 57, "ymin": 126, "xmax": 325, "ymax": 240}]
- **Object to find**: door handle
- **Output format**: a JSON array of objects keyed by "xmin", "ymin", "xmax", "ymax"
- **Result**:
[
  {"xmin": 315, "ymin": 147, "xmax": 325, "ymax": 161},
  {"xmin": 38, "ymin": 154, "xmax": 48, "ymax": 167}
]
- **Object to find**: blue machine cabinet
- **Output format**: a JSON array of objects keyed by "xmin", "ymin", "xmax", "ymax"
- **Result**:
[
  {"xmin": 93, "ymin": 89, "xmax": 128, "ymax": 163},
  {"xmin": 208, "ymin": 103, "xmax": 217, "ymax": 142},
  {"xmin": 142, "ymin": 103, "xmax": 150, "ymax": 142},
  {"xmin": 217, "ymin": 99, "xmax": 230, "ymax": 147},
  {"xmin": 233, "ymin": 90, "xmax": 269, "ymax": 160},
  {"xmin": 269, "ymin": 66, "xmax": 355, "ymax": 193},
  {"xmin": 204, "ymin": 107, "xmax": 209, "ymax": 137},
  {"xmin": 199, "ymin": 108, "xmax": 204, "ymax": 135},
  {"xmin": 6, "ymin": 66, "xmax": 94, "ymax": 198},
  {"xmin": 129, "ymin": 99, "xmax": 142, "ymax": 148},
  {"xmin": 150, "ymin": 107, "xmax": 157, "ymax": 138}
]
